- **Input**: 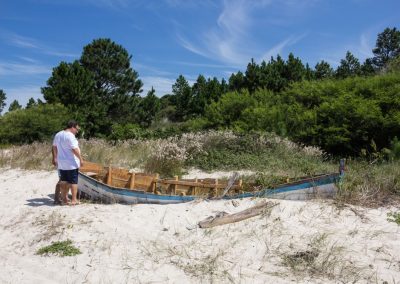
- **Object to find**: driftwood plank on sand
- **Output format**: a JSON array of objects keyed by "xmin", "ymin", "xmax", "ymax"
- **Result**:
[{"xmin": 198, "ymin": 201, "xmax": 278, "ymax": 228}]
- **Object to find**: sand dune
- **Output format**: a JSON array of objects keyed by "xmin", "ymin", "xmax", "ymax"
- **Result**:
[{"xmin": 0, "ymin": 168, "xmax": 399, "ymax": 283}]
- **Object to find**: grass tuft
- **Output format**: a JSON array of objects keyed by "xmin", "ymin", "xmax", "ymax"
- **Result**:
[
  {"xmin": 36, "ymin": 240, "xmax": 81, "ymax": 257},
  {"xmin": 387, "ymin": 211, "xmax": 400, "ymax": 225}
]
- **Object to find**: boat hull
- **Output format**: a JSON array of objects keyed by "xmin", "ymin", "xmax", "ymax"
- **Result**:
[{"xmin": 78, "ymin": 172, "xmax": 340, "ymax": 205}]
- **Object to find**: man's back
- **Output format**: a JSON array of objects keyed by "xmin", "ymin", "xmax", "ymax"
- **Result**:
[{"xmin": 53, "ymin": 130, "xmax": 80, "ymax": 170}]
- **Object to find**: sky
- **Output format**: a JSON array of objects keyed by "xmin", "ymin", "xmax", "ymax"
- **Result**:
[{"xmin": 0, "ymin": 0, "xmax": 399, "ymax": 108}]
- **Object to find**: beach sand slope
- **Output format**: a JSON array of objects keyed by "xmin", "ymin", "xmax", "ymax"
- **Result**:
[{"xmin": 0, "ymin": 169, "xmax": 399, "ymax": 283}]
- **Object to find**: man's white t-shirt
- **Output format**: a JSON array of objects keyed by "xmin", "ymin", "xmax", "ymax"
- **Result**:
[{"xmin": 53, "ymin": 130, "xmax": 81, "ymax": 170}]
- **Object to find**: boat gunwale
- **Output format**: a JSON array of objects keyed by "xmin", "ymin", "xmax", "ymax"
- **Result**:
[{"xmin": 78, "ymin": 170, "xmax": 341, "ymax": 201}]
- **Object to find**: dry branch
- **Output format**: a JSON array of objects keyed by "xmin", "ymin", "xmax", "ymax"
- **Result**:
[{"xmin": 198, "ymin": 201, "xmax": 278, "ymax": 228}]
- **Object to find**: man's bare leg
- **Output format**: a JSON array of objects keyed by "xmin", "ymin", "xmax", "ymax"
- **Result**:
[
  {"xmin": 71, "ymin": 184, "xmax": 79, "ymax": 205},
  {"xmin": 61, "ymin": 182, "xmax": 70, "ymax": 205},
  {"xmin": 54, "ymin": 181, "xmax": 62, "ymax": 205}
]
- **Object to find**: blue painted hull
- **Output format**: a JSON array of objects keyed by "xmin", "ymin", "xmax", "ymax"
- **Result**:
[{"xmin": 78, "ymin": 172, "xmax": 341, "ymax": 205}]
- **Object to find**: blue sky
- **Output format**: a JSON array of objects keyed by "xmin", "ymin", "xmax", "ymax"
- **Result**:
[{"xmin": 0, "ymin": 0, "xmax": 399, "ymax": 108}]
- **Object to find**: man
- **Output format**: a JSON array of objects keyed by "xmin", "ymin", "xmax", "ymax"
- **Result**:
[
  {"xmin": 52, "ymin": 120, "xmax": 84, "ymax": 205},
  {"xmin": 52, "ymin": 128, "xmax": 65, "ymax": 205}
]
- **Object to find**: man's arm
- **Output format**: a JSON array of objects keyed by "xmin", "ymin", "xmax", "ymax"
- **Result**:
[
  {"xmin": 52, "ymin": 145, "xmax": 58, "ymax": 167},
  {"xmin": 72, "ymin": 148, "xmax": 84, "ymax": 167}
]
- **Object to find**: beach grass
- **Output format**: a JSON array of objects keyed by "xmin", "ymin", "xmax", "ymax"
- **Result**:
[{"xmin": 1, "ymin": 131, "xmax": 399, "ymax": 206}]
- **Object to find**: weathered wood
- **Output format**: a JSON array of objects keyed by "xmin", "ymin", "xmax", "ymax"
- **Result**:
[
  {"xmin": 172, "ymin": 176, "xmax": 178, "ymax": 194},
  {"xmin": 152, "ymin": 174, "xmax": 159, "ymax": 193},
  {"xmin": 107, "ymin": 166, "xmax": 112, "ymax": 186},
  {"xmin": 193, "ymin": 178, "xmax": 198, "ymax": 195},
  {"xmin": 129, "ymin": 173, "xmax": 135, "ymax": 189},
  {"xmin": 198, "ymin": 202, "xmax": 278, "ymax": 228},
  {"xmin": 80, "ymin": 161, "xmax": 103, "ymax": 173},
  {"xmin": 219, "ymin": 172, "xmax": 240, "ymax": 198},
  {"xmin": 157, "ymin": 179, "xmax": 242, "ymax": 189}
]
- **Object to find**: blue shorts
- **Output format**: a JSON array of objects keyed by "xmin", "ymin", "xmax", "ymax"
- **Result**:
[{"xmin": 59, "ymin": 169, "xmax": 79, "ymax": 184}]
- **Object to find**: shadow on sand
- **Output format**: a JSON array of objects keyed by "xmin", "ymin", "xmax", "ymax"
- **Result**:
[{"xmin": 25, "ymin": 195, "xmax": 56, "ymax": 207}]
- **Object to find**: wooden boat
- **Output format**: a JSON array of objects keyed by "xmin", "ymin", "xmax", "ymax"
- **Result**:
[{"xmin": 78, "ymin": 161, "xmax": 345, "ymax": 204}]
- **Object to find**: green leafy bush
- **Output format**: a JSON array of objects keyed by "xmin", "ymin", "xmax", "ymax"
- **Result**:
[{"xmin": 0, "ymin": 103, "xmax": 68, "ymax": 144}]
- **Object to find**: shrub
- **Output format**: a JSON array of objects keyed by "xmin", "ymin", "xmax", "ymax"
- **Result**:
[{"xmin": 0, "ymin": 103, "xmax": 68, "ymax": 144}]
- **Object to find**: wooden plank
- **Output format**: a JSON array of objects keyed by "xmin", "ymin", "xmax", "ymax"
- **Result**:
[
  {"xmin": 80, "ymin": 161, "xmax": 103, "ymax": 173},
  {"xmin": 129, "ymin": 173, "xmax": 135, "ymax": 189},
  {"xmin": 152, "ymin": 174, "xmax": 159, "ymax": 193},
  {"xmin": 157, "ymin": 179, "xmax": 242, "ymax": 190},
  {"xmin": 107, "ymin": 166, "xmax": 112, "ymax": 185},
  {"xmin": 198, "ymin": 202, "xmax": 278, "ymax": 228}
]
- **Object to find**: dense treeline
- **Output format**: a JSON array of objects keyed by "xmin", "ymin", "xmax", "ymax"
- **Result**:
[{"xmin": 0, "ymin": 28, "xmax": 399, "ymax": 157}]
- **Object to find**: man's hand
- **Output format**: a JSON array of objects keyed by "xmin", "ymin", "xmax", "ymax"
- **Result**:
[{"xmin": 52, "ymin": 158, "xmax": 58, "ymax": 167}]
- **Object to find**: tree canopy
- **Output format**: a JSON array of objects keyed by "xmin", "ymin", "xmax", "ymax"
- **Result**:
[
  {"xmin": 42, "ymin": 38, "xmax": 143, "ymax": 136},
  {"xmin": 0, "ymin": 89, "xmax": 6, "ymax": 115},
  {"xmin": 8, "ymin": 100, "xmax": 22, "ymax": 112},
  {"xmin": 372, "ymin": 27, "xmax": 400, "ymax": 68},
  {"xmin": 2, "ymin": 26, "xmax": 399, "ymax": 158}
]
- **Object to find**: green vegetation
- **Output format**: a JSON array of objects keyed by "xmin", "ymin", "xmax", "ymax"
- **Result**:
[
  {"xmin": 0, "ymin": 104, "xmax": 69, "ymax": 144},
  {"xmin": 1, "ymin": 131, "xmax": 399, "ymax": 206},
  {"xmin": 387, "ymin": 211, "xmax": 400, "ymax": 225},
  {"xmin": 36, "ymin": 240, "xmax": 81, "ymax": 257},
  {"xmin": 0, "ymin": 89, "xmax": 6, "ymax": 115},
  {"xmin": 1, "ymin": 27, "xmax": 399, "ymax": 158},
  {"xmin": 336, "ymin": 160, "xmax": 400, "ymax": 207},
  {"xmin": 0, "ymin": 27, "xmax": 399, "ymax": 206}
]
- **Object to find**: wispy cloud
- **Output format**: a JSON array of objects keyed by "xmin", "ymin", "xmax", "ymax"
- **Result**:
[
  {"xmin": 176, "ymin": 0, "xmax": 306, "ymax": 66},
  {"xmin": 320, "ymin": 30, "xmax": 375, "ymax": 67},
  {"xmin": 174, "ymin": 61, "xmax": 234, "ymax": 69},
  {"xmin": 176, "ymin": 0, "xmax": 255, "ymax": 66},
  {"xmin": 135, "ymin": 62, "xmax": 173, "ymax": 77},
  {"xmin": 83, "ymin": 0, "xmax": 130, "ymax": 9},
  {"xmin": 2, "ymin": 32, "xmax": 78, "ymax": 58},
  {"xmin": 358, "ymin": 32, "xmax": 374, "ymax": 58},
  {"xmin": 176, "ymin": 34, "xmax": 211, "ymax": 59},
  {"xmin": 17, "ymin": 56, "xmax": 39, "ymax": 63},
  {"xmin": 9, "ymin": 34, "xmax": 39, "ymax": 49},
  {"xmin": 165, "ymin": 0, "xmax": 217, "ymax": 8},
  {"xmin": 0, "ymin": 61, "xmax": 51, "ymax": 75},
  {"xmin": 260, "ymin": 33, "xmax": 307, "ymax": 62}
]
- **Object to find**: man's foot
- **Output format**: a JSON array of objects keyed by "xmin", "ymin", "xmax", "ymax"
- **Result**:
[{"xmin": 70, "ymin": 201, "xmax": 80, "ymax": 206}]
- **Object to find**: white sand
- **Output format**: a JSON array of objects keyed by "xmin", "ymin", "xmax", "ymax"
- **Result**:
[{"xmin": 0, "ymin": 168, "xmax": 399, "ymax": 283}]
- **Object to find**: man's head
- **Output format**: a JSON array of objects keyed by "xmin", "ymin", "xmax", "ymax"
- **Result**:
[{"xmin": 66, "ymin": 120, "xmax": 80, "ymax": 135}]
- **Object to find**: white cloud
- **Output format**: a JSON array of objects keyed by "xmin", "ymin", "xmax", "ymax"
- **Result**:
[
  {"xmin": 176, "ymin": 0, "xmax": 255, "ymax": 66},
  {"xmin": 141, "ymin": 75, "xmax": 198, "ymax": 97},
  {"xmin": 260, "ymin": 33, "xmax": 307, "ymax": 62},
  {"xmin": 9, "ymin": 34, "xmax": 39, "ymax": 49},
  {"xmin": 2, "ymin": 32, "xmax": 77, "ymax": 58},
  {"xmin": 84, "ymin": 0, "xmax": 130, "ymax": 9},
  {"xmin": 174, "ymin": 61, "xmax": 233, "ymax": 69},
  {"xmin": 141, "ymin": 76, "xmax": 175, "ymax": 96},
  {"xmin": 319, "ymin": 30, "xmax": 375, "ymax": 67},
  {"xmin": 176, "ymin": 0, "xmax": 307, "ymax": 67},
  {"xmin": 17, "ymin": 56, "xmax": 39, "ymax": 63},
  {"xmin": 0, "ymin": 61, "xmax": 51, "ymax": 75},
  {"xmin": 176, "ymin": 34, "xmax": 211, "ymax": 59},
  {"xmin": 4, "ymin": 85, "xmax": 43, "ymax": 108},
  {"xmin": 359, "ymin": 33, "xmax": 374, "ymax": 58}
]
